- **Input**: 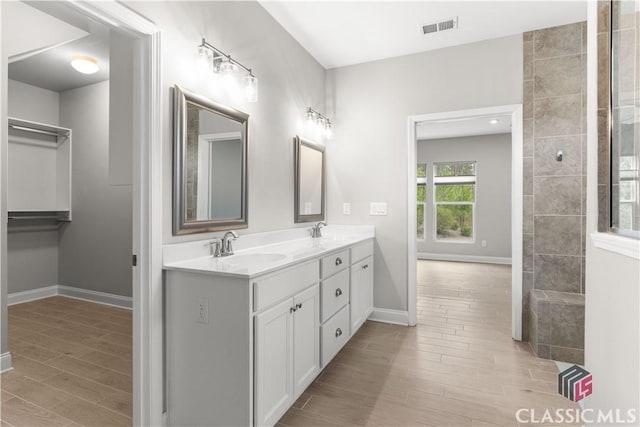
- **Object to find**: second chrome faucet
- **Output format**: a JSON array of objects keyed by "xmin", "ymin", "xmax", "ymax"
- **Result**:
[{"xmin": 209, "ymin": 230, "xmax": 239, "ymax": 257}]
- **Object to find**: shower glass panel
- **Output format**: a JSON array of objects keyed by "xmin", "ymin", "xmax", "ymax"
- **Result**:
[{"xmin": 611, "ymin": 0, "xmax": 640, "ymax": 237}]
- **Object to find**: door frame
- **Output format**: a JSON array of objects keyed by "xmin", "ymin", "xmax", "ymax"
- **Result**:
[
  {"xmin": 406, "ymin": 104, "xmax": 524, "ymax": 340},
  {"xmin": 0, "ymin": 2, "xmax": 163, "ymax": 425}
]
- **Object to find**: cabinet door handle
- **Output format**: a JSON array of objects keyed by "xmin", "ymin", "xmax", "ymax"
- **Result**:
[
  {"xmin": 335, "ymin": 257, "xmax": 343, "ymax": 266},
  {"xmin": 290, "ymin": 307, "xmax": 297, "ymax": 313},
  {"xmin": 296, "ymin": 303, "xmax": 302, "ymax": 309},
  {"xmin": 335, "ymin": 328, "xmax": 343, "ymax": 338},
  {"xmin": 362, "ymin": 264, "xmax": 368, "ymax": 270},
  {"xmin": 335, "ymin": 288, "xmax": 343, "ymax": 297}
]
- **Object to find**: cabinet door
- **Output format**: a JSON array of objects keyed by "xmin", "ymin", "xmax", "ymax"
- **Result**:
[
  {"xmin": 293, "ymin": 284, "xmax": 320, "ymax": 398},
  {"xmin": 350, "ymin": 256, "xmax": 374, "ymax": 334},
  {"xmin": 255, "ymin": 298, "xmax": 294, "ymax": 427}
]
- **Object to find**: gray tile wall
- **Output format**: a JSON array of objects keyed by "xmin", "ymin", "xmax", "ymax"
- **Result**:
[
  {"xmin": 598, "ymin": 1, "xmax": 611, "ymax": 231},
  {"xmin": 523, "ymin": 22, "xmax": 586, "ymax": 363}
]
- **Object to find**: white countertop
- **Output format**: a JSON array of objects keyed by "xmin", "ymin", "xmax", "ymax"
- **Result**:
[{"xmin": 162, "ymin": 225, "xmax": 375, "ymax": 278}]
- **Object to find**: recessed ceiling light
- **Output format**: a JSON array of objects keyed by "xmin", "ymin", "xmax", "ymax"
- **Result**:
[
  {"xmin": 70, "ymin": 55, "xmax": 99, "ymax": 74},
  {"xmin": 489, "ymin": 118, "xmax": 499, "ymax": 125}
]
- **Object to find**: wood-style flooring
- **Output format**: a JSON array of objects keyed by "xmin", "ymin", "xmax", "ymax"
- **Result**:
[
  {"xmin": 1, "ymin": 296, "xmax": 132, "ymax": 427},
  {"xmin": 278, "ymin": 261, "xmax": 579, "ymax": 426},
  {"xmin": 1, "ymin": 261, "xmax": 578, "ymax": 426}
]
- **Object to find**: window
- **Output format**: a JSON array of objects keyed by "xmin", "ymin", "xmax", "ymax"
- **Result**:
[
  {"xmin": 417, "ymin": 164, "xmax": 426, "ymax": 240},
  {"xmin": 433, "ymin": 162, "xmax": 476, "ymax": 242}
]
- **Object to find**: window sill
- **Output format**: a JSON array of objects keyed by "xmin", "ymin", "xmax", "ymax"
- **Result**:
[{"xmin": 590, "ymin": 232, "xmax": 640, "ymax": 260}]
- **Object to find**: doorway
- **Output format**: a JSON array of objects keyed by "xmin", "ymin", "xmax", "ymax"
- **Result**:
[
  {"xmin": 407, "ymin": 104, "xmax": 523, "ymax": 340},
  {"xmin": 0, "ymin": 2, "xmax": 162, "ymax": 425}
]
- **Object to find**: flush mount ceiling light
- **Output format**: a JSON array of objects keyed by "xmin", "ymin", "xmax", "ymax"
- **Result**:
[
  {"xmin": 306, "ymin": 107, "xmax": 332, "ymax": 140},
  {"xmin": 197, "ymin": 38, "xmax": 258, "ymax": 103},
  {"xmin": 70, "ymin": 55, "xmax": 99, "ymax": 74},
  {"xmin": 489, "ymin": 118, "xmax": 500, "ymax": 125}
]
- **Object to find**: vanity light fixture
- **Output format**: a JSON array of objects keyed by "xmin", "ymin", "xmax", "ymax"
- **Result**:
[
  {"xmin": 70, "ymin": 55, "xmax": 99, "ymax": 74},
  {"xmin": 197, "ymin": 38, "xmax": 258, "ymax": 103},
  {"xmin": 306, "ymin": 107, "xmax": 333, "ymax": 140}
]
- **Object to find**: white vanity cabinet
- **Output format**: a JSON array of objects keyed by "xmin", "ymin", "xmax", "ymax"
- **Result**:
[{"xmin": 164, "ymin": 233, "xmax": 375, "ymax": 427}]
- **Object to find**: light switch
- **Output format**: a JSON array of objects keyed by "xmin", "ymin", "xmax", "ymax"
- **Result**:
[
  {"xmin": 370, "ymin": 202, "xmax": 388, "ymax": 216},
  {"xmin": 481, "ymin": 240, "xmax": 487, "ymax": 248},
  {"xmin": 343, "ymin": 202, "xmax": 351, "ymax": 215}
]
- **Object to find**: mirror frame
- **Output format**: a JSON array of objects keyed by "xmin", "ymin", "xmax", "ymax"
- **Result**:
[
  {"xmin": 294, "ymin": 135, "xmax": 326, "ymax": 223},
  {"xmin": 173, "ymin": 84, "xmax": 249, "ymax": 235}
]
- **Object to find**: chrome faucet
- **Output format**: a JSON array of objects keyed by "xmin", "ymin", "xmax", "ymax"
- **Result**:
[
  {"xmin": 221, "ymin": 230, "xmax": 239, "ymax": 256},
  {"xmin": 310, "ymin": 221, "xmax": 327, "ymax": 238}
]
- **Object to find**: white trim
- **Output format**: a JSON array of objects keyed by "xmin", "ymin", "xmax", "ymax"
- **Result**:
[
  {"xmin": 418, "ymin": 253, "xmax": 512, "ymax": 265},
  {"xmin": 1, "ymin": 352, "xmax": 12, "ymax": 373},
  {"xmin": 7, "ymin": 285, "xmax": 57, "ymax": 305},
  {"xmin": 367, "ymin": 308, "xmax": 409, "ymax": 326},
  {"xmin": 7, "ymin": 285, "xmax": 132, "ymax": 309},
  {"xmin": 408, "ymin": 104, "xmax": 523, "ymax": 340},
  {"xmin": 591, "ymin": 232, "xmax": 640, "ymax": 260},
  {"xmin": 58, "ymin": 285, "xmax": 132, "ymax": 309}
]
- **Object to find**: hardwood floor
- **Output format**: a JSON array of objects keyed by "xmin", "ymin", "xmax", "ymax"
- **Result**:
[
  {"xmin": 1, "ymin": 261, "xmax": 579, "ymax": 426},
  {"xmin": 278, "ymin": 261, "xmax": 579, "ymax": 427},
  {"xmin": 1, "ymin": 296, "xmax": 132, "ymax": 427}
]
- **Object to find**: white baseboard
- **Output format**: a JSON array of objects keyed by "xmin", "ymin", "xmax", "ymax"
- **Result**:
[
  {"xmin": 1, "ymin": 352, "xmax": 13, "ymax": 373},
  {"xmin": 8, "ymin": 285, "xmax": 131, "ymax": 309},
  {"xmin": 58, "ymin": 286, "xmax": 132, "ymax": 309},
  {"xmin": 7, "ymin": 285, "xmax": 58, "ymax": 306},
  {"xmin": 368, "ymin": 308, "xmax": 409, "ymax": 326},
  {"xmin": 418, "ymin": 252, "xmax": 512, "ymax": 265}
]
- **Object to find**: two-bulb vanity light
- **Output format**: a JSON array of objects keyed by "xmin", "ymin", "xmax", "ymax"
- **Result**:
[
  {"xmin": 306, "ymin": 108, "xmax": 333, "ymax": 140},
  {"xmin": 197, "ymin": 38, "xmax": 258, "ymax": 103}
]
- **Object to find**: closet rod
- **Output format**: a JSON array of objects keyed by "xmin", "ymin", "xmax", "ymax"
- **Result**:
[
  {"xmin": 9, "ymin": 124, "xmax": 60, "ymax": 137},
  {"xmin": 8, "ymin": 215, "xmax": 68, "ymax": 220}
]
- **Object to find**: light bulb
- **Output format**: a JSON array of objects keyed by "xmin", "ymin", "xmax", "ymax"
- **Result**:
[
  {"xmin": 325, "ymin": 120, "xmax": 333, "ymax": 139},
  {"xmin": 196, "ymin": 46, "xmax": 213, "ymax": 74},
  {"xmin": 219, "ymin": 59, "xmax": 237, "ymax": 88},
  {"xmin": 306, "ymin": 109, "xmax": 315, "ymax": 123},
  {"xmin": 70, "ymin": 55, "xmax": 99, "ymax": 74},
  {"xmin": 244, "ymin": 74, "xmax": 258, "ymax": 103}
]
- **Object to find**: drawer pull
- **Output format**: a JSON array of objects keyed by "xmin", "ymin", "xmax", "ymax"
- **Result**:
[
  {"xmin": 335, "ymin": 257, "xmax": 343, "ymax": 266},
  {"xmin": 290, "ymin": 307, "xmax": 297, "ymax": 313},
  {"xmin": 362, "ymin": 264, "xmax": 369, "ymax": 270},
  {"xmin": 335, "ymin": 288, "xmax": 343, "ymax": 297},
  {"xmin": 296, "ymin": 303, "xmax": 303, "ymax": 309},
  {"xmin": 335, "ymin": 328, "xmax": 343, "ymax": 338}
]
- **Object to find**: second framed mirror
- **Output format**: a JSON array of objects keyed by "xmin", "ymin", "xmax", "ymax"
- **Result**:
[{"xmin": 294, "ymin": 136, "xmax": 325, "ymax": 223}]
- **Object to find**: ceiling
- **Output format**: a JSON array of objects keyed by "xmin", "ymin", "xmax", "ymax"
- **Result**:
[
  {"xmin": 6, "ymin": 1, "xmax": 110, "ymax": 93},
  {"xmin": 259, "ymin": 1, "xmax": 587, "ymax": 69},
  {"xmin": 417, "ymin": 114, "xmax": 512, "ymax": 140}
]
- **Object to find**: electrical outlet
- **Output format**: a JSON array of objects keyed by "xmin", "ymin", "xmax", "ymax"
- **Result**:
[
  {"xmin": 481, "ymin": 240, "xmax": 487, "ymax": 248},
  {"xmin": 197, "ymin": 298, "xmax": 209, "ymax": 324},
  {"xmin": 343, "ymin": 202, "xmax": 351, "ymax": 215}
]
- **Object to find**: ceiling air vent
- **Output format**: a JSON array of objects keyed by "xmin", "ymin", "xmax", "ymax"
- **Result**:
[{"xmin": 421, "ymin": 17, "xmax": 458, "ymax": 35}]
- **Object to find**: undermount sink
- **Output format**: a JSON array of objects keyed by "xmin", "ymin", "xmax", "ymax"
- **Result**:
[{"xmin": 220, "ymin": 253, "xmax": 287, "ymax": 267}]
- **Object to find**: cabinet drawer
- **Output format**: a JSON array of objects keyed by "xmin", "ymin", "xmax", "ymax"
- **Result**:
[
  {"xmin": 321, "ymin": 304, "xmax": 350, "ymax": 368},
  {"xmin": 321, "ymin": 249, "xmax": 349, "ymax": 279},
  {"xmin": 320, "ymin": 269, "xmax": 349, "ymax": 322},
  {"xmin": 351, "ymin": 240, "xmax": 374, "ymax": 264},
  {"xmin": 253, "ymin": 260, "xmax": 319, "ymax": 312}
]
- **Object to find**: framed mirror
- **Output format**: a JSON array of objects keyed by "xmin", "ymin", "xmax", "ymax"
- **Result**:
[
  {"xmin": 294, "ymin": 136, "xmax": 325, "ymax": 223},
  {"xmin": 173, "ymin": 85, "xmax": 249, "ymax": 235}
]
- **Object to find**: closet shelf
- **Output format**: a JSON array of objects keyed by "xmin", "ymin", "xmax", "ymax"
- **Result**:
[{"xmin": 8, "ymin": 210, "xmax": 71, "ymax": 222}]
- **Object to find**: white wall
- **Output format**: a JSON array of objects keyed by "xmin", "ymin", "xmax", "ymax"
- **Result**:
[
  {"xmin": 58, "ymin": 81, "xmax": 133, "ymax": 297},
  {"xmin": 6, "ymin": 79, "xmax": 60, "ymax": 294},
  {"xmin": 326, "ymin": 35, "xmax": 522, "ymax": 312},
  {"xmin": 126, "ymin": 1, "xmax": 326, "ymax": 244},
  {"xmin": 584, "ymin": 1, "xmax": 640, "ymax": 420},
  {"xmin": 417, "ymin": 133, "xmax": 512, "ymax": 259}
]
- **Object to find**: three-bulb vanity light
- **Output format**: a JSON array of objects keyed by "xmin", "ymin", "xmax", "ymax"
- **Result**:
[
  {"xmin": 197, "ymin": 38, "xmax": 258, "ymax": 103},
  {"xmin": 306, "ymin": 108, "xmax": 333, "ymax": 140}
]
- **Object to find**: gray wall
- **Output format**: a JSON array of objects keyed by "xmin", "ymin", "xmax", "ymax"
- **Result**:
[
  {"xmin": 58, "ymin": 81, "xmax": 133, "ymax": 297},
  {"xmin": 417, "ymin": 133, "xmax": 512, "ymax": 259},
  {"xmin": 7, "ymin": 79, "xmax": 60, "ymax": 294},
  {"xmin": 325, "ymin": 35, "xmax": 523, "ymax": 312},
  {"xmin": 126, "ymin": 1, "xmax": 326, "ymax": 243}
]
